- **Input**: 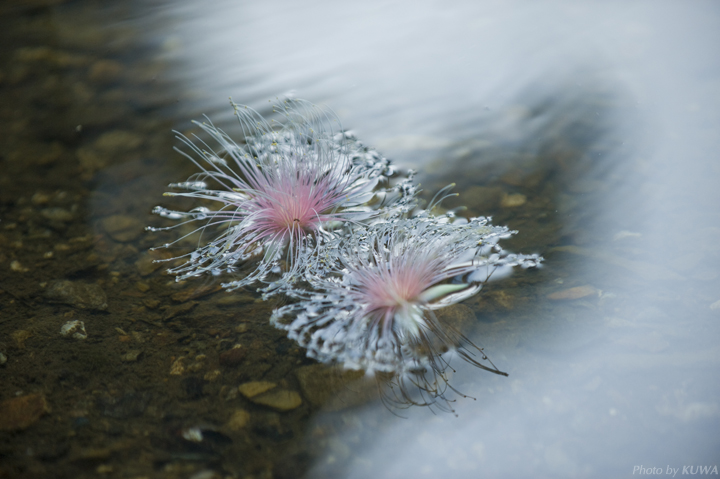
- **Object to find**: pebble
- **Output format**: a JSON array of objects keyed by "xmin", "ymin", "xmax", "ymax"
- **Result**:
[
  {"xmin": 548, "ymin": 285, "xmax": 598, "ymax": 300},
  {"xmin": 12, "ymin": 330, "xmax": 32, "ymax": 348},
  {"xmin": 0, "ymin": 352, "xmax": 7, "ymax": 365},
  {"xmin": 216, "ymin": 294, "xmax": 256, "ymax": 306},
  {"xmin": 31, "ymin": 192, "xmax": 52, "ymax": 205},
  {"xmin": 226, "ymin": 409, "xmax": 250, "ymax": 430},
  {"xmin": 10, "ymin": 260, "xmax": 29, "ymax": 272},
  {"xmin": 169, "ymin": 357, "xmax": 186, "ymax": 375},
  {"xmin": 500, "ymin": 193, "xmax": 527, "ymax": 208},
  {"xmin": 45, "ymin": 279, "xmax": 108, "ymax": 310},
  {"xmin": 238, "ymin": 381, "xmax": 276, "ymax": 399},
  {"xmin": 0, "ymin": 393, "xmax": 50, "ymax": 431},
  {"xmin": 171, "ymin": 284, "xmax": 222, "ymax": 302},
  {"xmin": 219, "ymin": 346, "xmax": 247, "ymax": 367},
  {"xmin": 40, "ymin": 207, "xmax": 74, "ymax": 222},
  {"xmin": 142, "ymin": 298, "xmax": 160, "ymax": 309},
  {"xmin": 96, "ymin": 465, "xmax": 113, "ymax": 474},
  {"xmin": 121, "ymin": 350, "xmax": 142, "ymax": 362},
  {"xmin": 60, "ymin": 320, "xmax": 88, "ymax": 340},
  {"xmin": 250, "ymin": 389, "xmax": 302, "ymax": 412},
  {"xmin": 100, "ymin": 215, "xmax": 143, "ymax": 242},
  {"xmin": 162, "ymin": 301, "xmax": 198, "ymax": 320}
]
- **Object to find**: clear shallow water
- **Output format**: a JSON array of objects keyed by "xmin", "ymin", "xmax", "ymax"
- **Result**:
[{"xmin": 0, "ymin": 1, "xmax": 718, "ymax": 478}]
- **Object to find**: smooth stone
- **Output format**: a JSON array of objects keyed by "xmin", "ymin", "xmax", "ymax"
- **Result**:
[
  {"xmin": 500, "ymin": 193, "xmax": 527, "ymax": 208},
  {"xmin": 226, "ymin": 409, "xmax": 250, "ymax": 430},
  {"xmin": 121, "ymin": 350, "xmax": 142, "ymax": 362},
  {"xmin": 238, "ymin": 381, "xmax": 276, "ymax": 399},
  {"xmin": 162, "ymin": 301, "xmax": 198, "ymax": 320},
  {"xmin": 250, "ymin": 389, "xmax": 302, "ymax": 412},
  {"xmin": 0, "ymin": 394, "xmax": 50, "ymax": 431},
  {"xmin": 216, "ymin": 294, "xmax": 256, "ymax": 306},
  {"xmin": 40, "ymin": 207, "xmax": 74, "ymax": 222},
  {"xmin": 171, "ymin": 284, "xmax": 222, "ymax": 302},
  {"xmin": 12, "ymin": 330, "xmax": 32, "ymax": 348},
  {"xmin": 10, "ymin": 260, "xmax": 28, "ymax": 272},
  {"xmin": 219, "ymin": 347, "xmax": 247, "ymax": 367},
  {"xmin": 45, "ymin": 280, "xmax": 108, "ymax": 310},
  {"xmin": 548, "ymin": 285, "xmax": 598, "ymax": 300}
]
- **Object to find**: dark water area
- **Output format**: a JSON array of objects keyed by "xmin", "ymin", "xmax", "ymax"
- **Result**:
[{"xmin": 1, "ymin": 1, "xmax": 719, "ymax": 478}]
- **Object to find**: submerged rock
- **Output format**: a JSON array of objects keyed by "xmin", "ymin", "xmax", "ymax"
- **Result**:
[
  {"xmin": 500, "ymin": 193, "xmax": 527, "ymax": 208},
  {"xmin": 238, "ymin": 381, "xmax": 276, "ymax": 399},
  {"xmin": 45, "ymin": 280, "xmax": 108, "ymax": 310},
  {"xmin": 219, "ymin": 346, "xmax": 247, "ymax": 367},
  {"xmin": 226, "ymin": 409, "xmax": 250, "ymax": 430},
  {"xmin": 0, "ymin": 393, "xmax": 50, "ymax": 431},
  {"xmin": 548, "ymin": 285, "xmax": 598, "ymax": 300},
  {"xmin": 250, "ymin": 389, "xmax": 302, "ymax": 412},
  {"xmin": 238, "ymin": 381, "xmax": 302, "ymax": 411},
  {"xmin": 60, "ymin": 320, "xmax": 88, "ymax": 340},
  {"xmin": 40, "ymin": 207, "xmax": 74, "ymax": 222}
]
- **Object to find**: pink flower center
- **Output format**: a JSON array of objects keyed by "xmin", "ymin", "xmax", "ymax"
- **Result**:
[
  {"xmin": 265, "ymin": 189, "xmax": 321, "ymax": 232},
  {"xmin": 359, "ymin": 261, "xmax": 434, "ymax": 319},
  {"xmin": 251, "ymin": 179, "xmax": 338, "ymax": 242}
]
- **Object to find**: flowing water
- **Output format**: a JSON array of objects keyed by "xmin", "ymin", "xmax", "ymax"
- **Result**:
[{"xmin": 1, "ymin": 1, "xmax": 719, "ymax": 478}]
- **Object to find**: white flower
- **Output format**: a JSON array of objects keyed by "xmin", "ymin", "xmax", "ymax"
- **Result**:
[
  {"xmin": 148, "ymin": 99, "xmax": 416, "ymax": 291},
  {"xmin": 271, "ymin": 215, "xmax": 542, "ymax": 380}
]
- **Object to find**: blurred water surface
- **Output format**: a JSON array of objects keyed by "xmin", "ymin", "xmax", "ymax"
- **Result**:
[{"xmin": 0, "ymin": 0, "xmax": 718, "ymax": 478}]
